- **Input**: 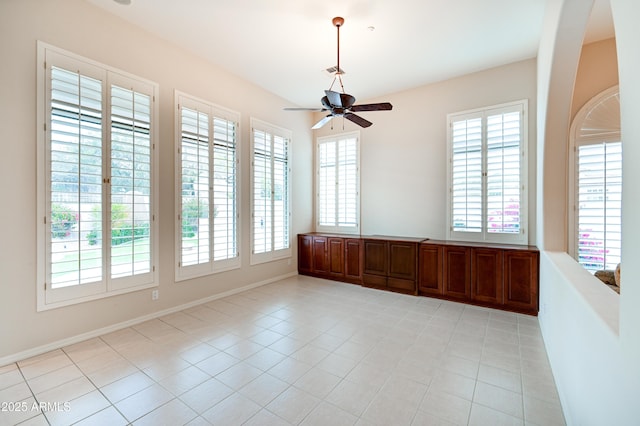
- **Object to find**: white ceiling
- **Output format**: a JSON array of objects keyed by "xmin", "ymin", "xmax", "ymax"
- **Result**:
[{"xmin": 86, "ymin": 0, "xmax": 614, "ymax": 108}]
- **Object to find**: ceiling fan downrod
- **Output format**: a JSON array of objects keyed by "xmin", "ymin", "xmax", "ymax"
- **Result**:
[{"xmin": 331, "ymin": 16, "xmax": 345, "ymax": 93}]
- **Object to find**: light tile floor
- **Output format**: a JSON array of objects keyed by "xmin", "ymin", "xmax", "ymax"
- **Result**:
[{"xmin": 0, "ymin": 275, "xmax": 566, "ymax": 425}]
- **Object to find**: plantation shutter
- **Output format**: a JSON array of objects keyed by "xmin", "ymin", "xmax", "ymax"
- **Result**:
[
  {"xmin": 317, "ymin": 133, "xmax": 359, "ymax": 232},
  {"xmin": 180, "ymin": 107, "xmax": 210, "ymax": 267},
  {"xmin": 338, "ymin": 136, "xmax": 358, "ymax": 227},
  {"xmin": 448, "ymin": 100, "xmax": 527, "ymax": 244},
  {"xmin": 253, "ymin": 129, "xmax": 272, "ymax": 254},
  {"xmin": 250, "ymin": 119, "xmax": 292, "ymax": 263},
  {"xmin": 40, "ymin": 43, "xmax": 159, "ymax": 309},
  {"xmin": 272, "ymin": 135, "xmax": 290, "ymax": 251},
  {"xmin": 318, "ymin": 140, "xmax": 336, "ymax": 227},
  {"xmin": 486, "ymin": 109, "xmax": 522, "ymax": 234},
  {"xmin": 49, "ymin": 65, "xmax": 104, "ymax": 289},
  {"xmin": 176, "ymin": 94, "xmax": 240, "ymax": 280},
  {"xmin": 212, "ymin": 117, "xmax": 238, "ymax": 261},
  {"xmin": 109, "ymin": 84, "xmax": 153, "ymax": 280},
  {"xmin": 451, "ymin": 116, "xmax": 483, "ymax": 233},
  {"xmin": 576, "ymin": 142, "xmax": 622, "ymax": 271},
  {"xmin": 571, "ymin": 87, "xmax": 621, "ymax": 272}
]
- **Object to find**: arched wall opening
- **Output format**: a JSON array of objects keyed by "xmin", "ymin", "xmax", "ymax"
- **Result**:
[{"xmin": 537, "ymin": 0, "xmax": 640, "ymax": 424}]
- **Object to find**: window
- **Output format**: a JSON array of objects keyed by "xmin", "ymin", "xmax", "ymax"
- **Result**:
[
  {"xmin": 570, "ymin": 86, "xmax": 621, "ymax": 272},
  {"xmin": 316, "ymin": 132, "xmax": 360, "ymax": 233},
  {"xmin": 37, "ymin": 42, "xmax": 158, "ymax": 310},
  {"xmin": 447, "ymin": 100, "xmax": 528, "ymax": 245},
  {"xmin": 250, "ymin": 118, "xmax": 291, "ymax": 264},
  {"xmin": 175, "ymin": 92, "xmax": 240, "ymax": 280}
]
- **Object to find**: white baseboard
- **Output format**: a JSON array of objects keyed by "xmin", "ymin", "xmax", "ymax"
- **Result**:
[{"xmin": 0, "ymin": 272, "xmax": 298, "ymax": 367}]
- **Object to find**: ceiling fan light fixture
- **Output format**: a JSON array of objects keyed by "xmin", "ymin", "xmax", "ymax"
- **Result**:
[{"xmin": 113, "ymin": 0, "xmax": 132, "ymax": 5}]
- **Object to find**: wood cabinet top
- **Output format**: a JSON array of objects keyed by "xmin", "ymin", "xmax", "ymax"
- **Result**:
[
  {"xmin": 299, "ymin": 233, "xmax": 538, "ymax": 252},
  {"xmin": 422, "ymin": 239, "xmax": 539, "ymax": 252},
  {"xmin": 300, "ymin": 232, "xmax": 427, "ymax": 243}
]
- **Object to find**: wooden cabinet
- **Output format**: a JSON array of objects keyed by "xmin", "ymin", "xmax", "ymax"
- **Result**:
[
  {"xmin": 312, "ymin": 236, "xmax": 329, "ymax": 274},
  {"xmin": 471, "ymin": 248, "xmax": 503, "ymax": 305},
  {"xmin": 504, "ymin": 249, "xmax": 539, "ymax": 313},
  {"xmin": 443, "ymin": 246, "xmax": 471, "ymax": 300},
  {"xmin": 363, "ymin": 238, "xmax": 420, "ymax": 294},
  {"xmin": 328, "ymin": 237, "xmax": 345, "ymax": 278},
  {"xmin": 309, "ymin": 236, "xmax": 347, "ymax": 278},
  {"xmin": 419, "ymin": 240, "xmax": 539, "ymax": 315},
  {"xmin": 362, "ymin": 239, "xmax": 388, "ymax": 289},
  {"xmin": 298, "ymin": 234, "xmax": 313, "ymax": 274},
  {"xmin": 299, "ymin": 233, "xmax": 539, "ymax": 315},
  {"xmin": 297, "ymin": 233, "xmax": 361, "ymax": 285},
  {"xmin": 344, "ymin": 239, "xmax": 363, "ymax": 283},
  {"xmin": 418, "ymin": 244, "xmax": 443, "ymax": 295}
]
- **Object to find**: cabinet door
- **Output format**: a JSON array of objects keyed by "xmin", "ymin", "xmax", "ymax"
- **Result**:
[
  {"xmin": 388, "ymin": 242, "xmax": 417, "ymax": 280},
  {"xmin": 419, "ymin": 244, "xmax": 443, "ymax": 295},
  {"xmin": 387, "ymin": 241, "xmax": 417, "ymax": 293},
  {"xmin": 328, "ymin": 237, "xmax": 345, "ymax": 277},
  {"xmin": 297, "ymin": 235, "xmax": 313, "ymax": 274},
  {"xmin": 363, "ymin": 239, "xmax": 388, "ymax": 288},
  {"xmin": 312, "ymin": 237, "xmax": 329, "ymax": 274},
  {"xmin": 504, "ymin": 250, "xmax": 539, "ymax": 313},
  {"xmin": 363, "ymin": 240, "xmax": 387, "ymax": 275},
  {"xmin": 344, "ymin": 239, "xmax": 362, "ymax": 282},
  {"xmin": 443, "ymin": 246, "xmax": 470, "ymax": 300},
  {"xmin": 471, "ymin": 248, "xmax": 503, "ymax": 305}
]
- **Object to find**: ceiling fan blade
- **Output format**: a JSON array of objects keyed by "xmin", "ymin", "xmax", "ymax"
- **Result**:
[
  {"xmin": 312, "ymin": 115, "xmax": 334, "ymax": 129},
  {"xmin": 350, "ymin": 102, "xmax": 393, "ymax": 112},
  {"xmin": 284, "ymin": 107, "xmax": 326, "ymax": 111},
  {"xmin": 345, "ymin": 113, "xmax": 373, "ymax": 128},
  {"xmin": 325, "ymin": 90, "xmax": 342, "ymax": 107}
]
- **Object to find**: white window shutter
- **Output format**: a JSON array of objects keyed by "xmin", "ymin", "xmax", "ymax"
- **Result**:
[
  {"xmin": 447, "ymin": 100, "xmax": 527, "ymax": 245},
  {"xmin": 180, "ymin": 106, "xmax": 210, "ymax": 267},
  {"xmin": 316, "ymin": 132, "xmax": 360, "ymax": 233},
  {"xmin": 451, "ymin": 117, "xmax": 483, "ymax": 233},
  {"xmin": 110, "ymin": 85, "xmax": 153, "ymax": 279},
  {"xmin": 49, "ymin": 66, "xmax": 104, "ymax": 288},
  {"xmin": 576, "ymin": 142, "xmax": 622, "ymax": 271}
]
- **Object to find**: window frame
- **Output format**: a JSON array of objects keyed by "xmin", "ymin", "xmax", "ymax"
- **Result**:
[
  {"xmin": 315, "ymin": 131, "xmax": 361, "ymax": 234},
  {"xmin": 250, "ymin": 118, "xmax": 292, "ymax": 265},
  {"xmin": 446, "ymin": 99, "xmax": 528, "ymax": 245},
  {"xmin": 36, "ymin": 41, "xmax": 159, "ymax": 311},
  {"xmin": 569, "ymin": 86, "xmax": 621, "ymax": 272},
  {"xmin": 174, "ymin": 91, "xmax": 241, "ymax": 281}
]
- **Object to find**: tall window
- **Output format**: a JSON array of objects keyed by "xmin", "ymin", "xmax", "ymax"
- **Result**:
[
  {"xmin": 37, "ymin": 43, "xmax": 158, "ymax": 309},
  {"xmin": 570, "ymin": 86, "xmax": 621, "ymax": 272},
  {"xmin": 175, "ymin": 92, "xmax": 239, "ymax": 280},
  {"xmin": 250, "ymin": 118, "xmax": 291, "ymax": 264},
  {"xmin": 316, "ymin": 132, "xmax": 360, "ymax": 233},
  {"xmin": 447, "ymin": 100, "xmax": 528, "ymax": 245}
]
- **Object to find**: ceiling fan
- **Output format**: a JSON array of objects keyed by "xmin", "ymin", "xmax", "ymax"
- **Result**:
[{"xmin": 285, "ymin": 16, "xmax": 393, "ymax": 129}]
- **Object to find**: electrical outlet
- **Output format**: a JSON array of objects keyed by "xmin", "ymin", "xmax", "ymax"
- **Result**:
[{"xmin": 152, "ymin": 289, "xmax": 159, "ymax": 301}]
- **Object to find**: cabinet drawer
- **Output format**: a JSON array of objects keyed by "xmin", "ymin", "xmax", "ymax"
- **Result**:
[
  {"xmin": 388, "ymin": 277, "xmax": 416, "ymax": 293},
  {"xmin": 362, "ymin": 273, "xmax": 387, "ymax": 288}
]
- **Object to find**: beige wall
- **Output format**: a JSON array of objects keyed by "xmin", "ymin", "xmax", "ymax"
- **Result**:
[
  {"xmin": 315, "ymin": 59, "xmax": 538, "ymax": 241},
  {"xmin": 0, "ymin": 0, "xmax": 314, "ymax": 361},
  {"xmin": 571, "ymin": 37, "xmax": 618, "ymax": 121}
]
